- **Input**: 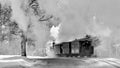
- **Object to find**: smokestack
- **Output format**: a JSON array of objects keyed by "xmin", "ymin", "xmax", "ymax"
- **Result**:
[
  {"xmin": 21, "ymin": 31, "xmax": 27, "ymax": 57},
  {"xmin": 52, "ymin": 40, "xmax": 55, "ymax": 48}
]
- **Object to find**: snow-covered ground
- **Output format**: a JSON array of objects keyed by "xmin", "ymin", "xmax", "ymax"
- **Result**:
[{"xmin": 0, "ymin": 55, "xmax": 120, "ymax": 68}]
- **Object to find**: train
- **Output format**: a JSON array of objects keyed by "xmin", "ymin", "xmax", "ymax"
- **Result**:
[{"xmin": 52, "ymin": 35, "xmax": 99, "ymax": 57}]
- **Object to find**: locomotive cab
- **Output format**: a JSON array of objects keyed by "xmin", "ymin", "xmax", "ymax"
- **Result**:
[{"xmin": 53, "ymin": 35, "xmax": 97, "ymax": 58}]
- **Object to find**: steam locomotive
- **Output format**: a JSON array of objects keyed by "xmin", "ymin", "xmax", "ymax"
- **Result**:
[{"xmin": 53, "ymin": 35, "xmax": 98, "ymax": 57}]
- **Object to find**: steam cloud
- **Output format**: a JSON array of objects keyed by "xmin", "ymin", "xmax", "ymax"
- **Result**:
[{"xmin": 10, "ymin": 0, "xmax": 60, "ymax": 56}]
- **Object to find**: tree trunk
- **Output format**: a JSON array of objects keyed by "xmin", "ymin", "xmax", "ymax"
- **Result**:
[{"xmin": 21, "ymin": 33, "xmax": 27, "ymax": 57}]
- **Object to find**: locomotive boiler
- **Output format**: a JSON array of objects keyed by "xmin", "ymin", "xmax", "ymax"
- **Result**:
[{"xmin": 53, "ymin": 35, "xmax": 99, "ymax": 57}]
